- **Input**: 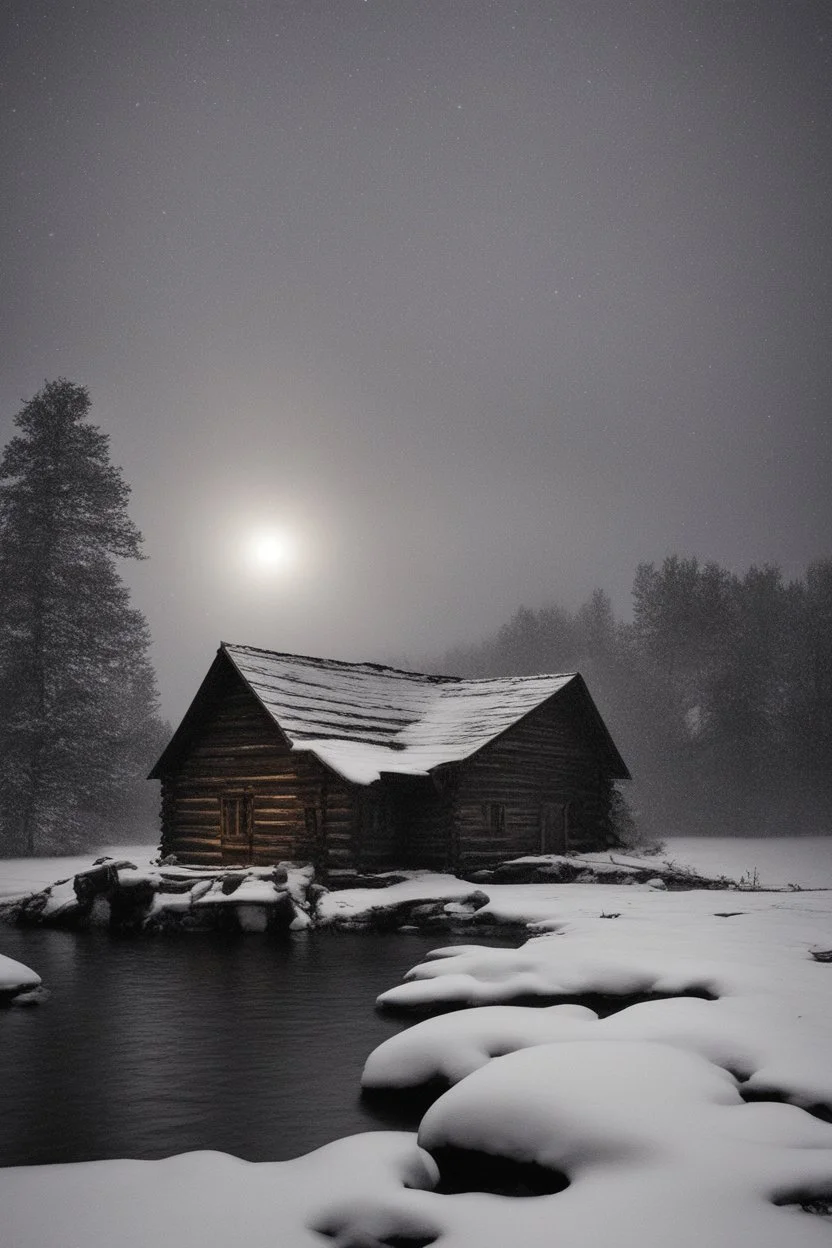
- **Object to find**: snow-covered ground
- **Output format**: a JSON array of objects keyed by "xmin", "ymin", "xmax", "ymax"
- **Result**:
[
  {"xmin": 2, "ymin": 834, "xmax": 829, "ymax": 903},
  {"xmin": 661, "ymin": 835, "xmax": 832, "ymax": 889},
  {"xmin": 2, "ymin": 836, "xmax": 832, "ymax": 1247},
  {"xmin": 0, "ymin": 844, "xmax": 158, "ymax": 901},
  {"xmin": 367, "ymin": 887, "xmax": 832, "ymax": 1107}
]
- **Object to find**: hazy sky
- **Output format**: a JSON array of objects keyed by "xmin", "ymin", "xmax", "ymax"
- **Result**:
[{"xmin": 2, "ymin": 0, "xmax": 831, "ymax": 718}]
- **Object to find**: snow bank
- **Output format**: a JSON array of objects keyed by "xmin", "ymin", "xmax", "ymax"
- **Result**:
[
  {"xmin": 373, "ymin": 886, "xmax": 832, "ymax": 1111},
  {"xmin": 8, "ymin": 1052, "xmax": 823, "ymax": 1248},
  {"xmin": 316, "ymin": 872, "xmax": 493, "ymax": 928},
  {"xmin": 413, "ymin": 1040, "xmax": 832, "ymax": 1248},
  {"xmin": 0, "ymin": 952, "xmax": 41, "ymax": 996},
  {"xmin": 0, "ymin": 1132, "xmax": 439, "ymax": 1248},
  {"xmin": 4, "ymin": 1061, "xmax": 831, "ymax": 1248}
]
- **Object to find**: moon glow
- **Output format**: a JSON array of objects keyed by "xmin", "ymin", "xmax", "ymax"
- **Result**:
[{"xmin": 244, "ymin": 528, "xmax": 298, "ymax": 574}]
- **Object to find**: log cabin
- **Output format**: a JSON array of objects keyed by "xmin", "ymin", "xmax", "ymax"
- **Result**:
[{"xmin": 149, "ymin": 644, "xmax": 630, "ymax": 874}]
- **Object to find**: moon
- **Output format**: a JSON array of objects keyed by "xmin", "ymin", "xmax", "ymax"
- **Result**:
[{"xmin": 244, "ymin": 527, "xmax": 298, "ymax": 574}]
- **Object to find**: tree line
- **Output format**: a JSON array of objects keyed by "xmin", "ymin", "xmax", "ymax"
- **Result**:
[
  {"xmin": 2, "ymin": 381, "xmax": 828, "ymax": 854},
  {"xmin": 0, "ymin": 380, "xmax": 167, "ymax": 857},
  {"xmin": 436, "ymin": 557, "xmax": 832, "ymax": 838}
]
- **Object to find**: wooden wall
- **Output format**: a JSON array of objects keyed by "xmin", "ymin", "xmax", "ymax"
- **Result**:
[
  {"xmin": 449, "ymin": 684, "xmax": 615, "ymax": 869},
  {"xmin": 158, "ymin": 669, "xmax": 357, "ymax": 870},
  {"xmin": 157, "ymin": 661, "xmax": 618, "ymax": 874}
]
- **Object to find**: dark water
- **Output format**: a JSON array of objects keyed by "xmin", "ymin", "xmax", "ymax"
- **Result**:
[{"xmin": 0, "ymin": 928, "xmax": 506, "ymax": 1167}]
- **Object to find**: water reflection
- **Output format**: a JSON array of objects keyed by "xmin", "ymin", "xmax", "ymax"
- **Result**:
[{"xmin": 0, "ymin": 928, "xmax": 509, "ymax": 1165}]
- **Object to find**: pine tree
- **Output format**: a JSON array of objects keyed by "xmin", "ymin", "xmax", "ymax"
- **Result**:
[
  {"xmin": 783, "ymin": 560, "xmax": 832, "ymax": 825},
  {"xmin": 0, "ymin": 380, "xmax": 166, "ymax": 855}
]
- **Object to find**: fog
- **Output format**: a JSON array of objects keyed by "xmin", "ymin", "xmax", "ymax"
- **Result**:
[{"xmin": 2, "ymin": 0, "xmax": 830, "ymax": 719}]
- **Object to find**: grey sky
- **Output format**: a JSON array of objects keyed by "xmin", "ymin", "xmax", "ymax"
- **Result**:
[{"xmin": 2, "ymin": 0, "xmax": 831, "ymax": 718}]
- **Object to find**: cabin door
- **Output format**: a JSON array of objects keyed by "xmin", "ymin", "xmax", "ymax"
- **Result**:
[
  {"xmin": 221, "ymin": 794, "xmax": 254, "ymax": 864},
  {"xmin": 540, "ymin": 802, "xmax": 567, "ymax": 854},
  {"xmin": 295, "ymin": 805, "xmax": 326, "ymax": 868}
]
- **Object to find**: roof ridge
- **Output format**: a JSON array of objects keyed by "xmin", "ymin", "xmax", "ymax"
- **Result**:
[
  {"xmin": 221, "ymin": 642, "xmax": 455, "ymax": 684},
  {"xmin": 437, "ymin": 670, "xmax": 578, "ymax": 686},
  {"xmin": 221, "ymin": 642, "xmax": 577, "ymax": 686}
]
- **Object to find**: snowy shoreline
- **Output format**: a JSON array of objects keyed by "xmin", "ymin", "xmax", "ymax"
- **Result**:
[
  {"xmin": 3, "ymin": 838, "xmax": 832, "ymax": 1246},
  {"xmin": 3, "ymin": 837, "xmax": 832, "ymax": 942}
]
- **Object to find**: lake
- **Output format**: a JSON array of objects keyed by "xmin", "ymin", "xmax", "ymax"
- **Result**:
[{"xmin": 0, "ymin": 927, "xmax": 503, "ymax": 1167}]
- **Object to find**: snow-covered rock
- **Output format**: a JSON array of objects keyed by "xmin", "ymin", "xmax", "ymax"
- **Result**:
[
  {"xmin": 4, "ymin": 860, "xmax": 312, "ymax": 935},
  {"xmin": 372, "ymin": 889, "xmax": 832, "ymax": 1113},
  {"xmin": 0, "ymin": 952, "xmax": 41, "ymax": 999},
  {"xmin": 411, "ymin": 1040, "xmax": 832, "ymax": 1247}
]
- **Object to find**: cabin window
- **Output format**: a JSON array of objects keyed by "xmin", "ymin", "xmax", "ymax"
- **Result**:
[
  {"xmin": 220, "ymin": 794, "xmax": 253, "ymax": 862},
  {"xmin": 487, "ymin": 802, "xmax": 506, "ymax": 837}
]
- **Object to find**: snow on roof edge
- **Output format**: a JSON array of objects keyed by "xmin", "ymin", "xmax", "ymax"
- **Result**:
[
  {"xmin": 221, "ymin": 641, "xmax": 577, "ymax": 688},
  {"xmin": 221, "ymin": 644, "xmax": 584, "ymax": 785}
]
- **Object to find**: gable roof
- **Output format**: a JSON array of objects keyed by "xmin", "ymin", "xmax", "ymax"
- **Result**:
[{"xmin": 151, "ymin": 644, "xmax": 629, "ymax": 784}]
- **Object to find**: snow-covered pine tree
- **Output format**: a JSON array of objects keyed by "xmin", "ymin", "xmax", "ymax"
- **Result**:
[{"xmin": 0, "ymin": 379, "xmax": 166, "ymax": 855}]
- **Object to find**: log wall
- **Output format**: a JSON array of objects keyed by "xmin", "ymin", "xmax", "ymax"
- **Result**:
[
  {"xmin": 157, "ymin": 660, "xmax": 617, "ymax": 873},
  {"xmin": 450, "ymin": 684, "xmax": 614, "ymax": 869},
  {"xmin": 158, "ymin": 674, "xmax": 357, "ymax": 871}
]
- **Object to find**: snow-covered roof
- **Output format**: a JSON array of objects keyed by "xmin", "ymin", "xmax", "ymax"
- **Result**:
[{"xmin": 218, "ymin": 644, "xmax": 625, "ymax": 785}]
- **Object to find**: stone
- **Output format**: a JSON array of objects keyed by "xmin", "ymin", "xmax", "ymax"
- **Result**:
[
  {"xmin": 220, "ymin": 875, "xmax": 245, "ymax": 895},
  {"xmin": 73, "ymin": 863, "xmax": 119, "ymax": 903},
  {"xmin": 408, "ymin": 902, "xmax": 446, "ymax": 920},
  {"xmin": 458, "ymin": 870, "xmax": 495, "ymax": 884}
]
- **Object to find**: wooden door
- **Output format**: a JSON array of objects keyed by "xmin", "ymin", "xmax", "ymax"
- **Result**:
[
  {"xmin": 221, "ymin": 794, "xmax": 253, "ymax": 863},
  {"xmin": 295, "ymin": 805, "xmax": 325, "ymax": 867},
  {"xmin": 540, "ymin": 802, "xmax": 567, "ymax": 854}
]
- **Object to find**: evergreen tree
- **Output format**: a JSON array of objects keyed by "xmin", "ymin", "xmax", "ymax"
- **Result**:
[
  {"xmin": 632, "ymin": 556, "xmax": 733, "ymax": 709},
  {"xmin": 492, "ymin": 604, "xmax": 578, "ymax": 676},
  {"xmin": 783, "ymin": 559, "xmax": 832, "ymax": 825},
  {"xmin": 575, "ymin": 588, "xmax": 617, "ymax": 663},
  {"xmin": 0, "ymin": 380, "xmax": 166, "ymax": 855},
  {"xmin": 431, "ymin": 552, "xmax": 832, "ymax": 838}
]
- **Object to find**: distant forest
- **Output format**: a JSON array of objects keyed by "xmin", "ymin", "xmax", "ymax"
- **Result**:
[{"xmin": 433, "ymin": 556, "xmax": 832, "ymax": 839}]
